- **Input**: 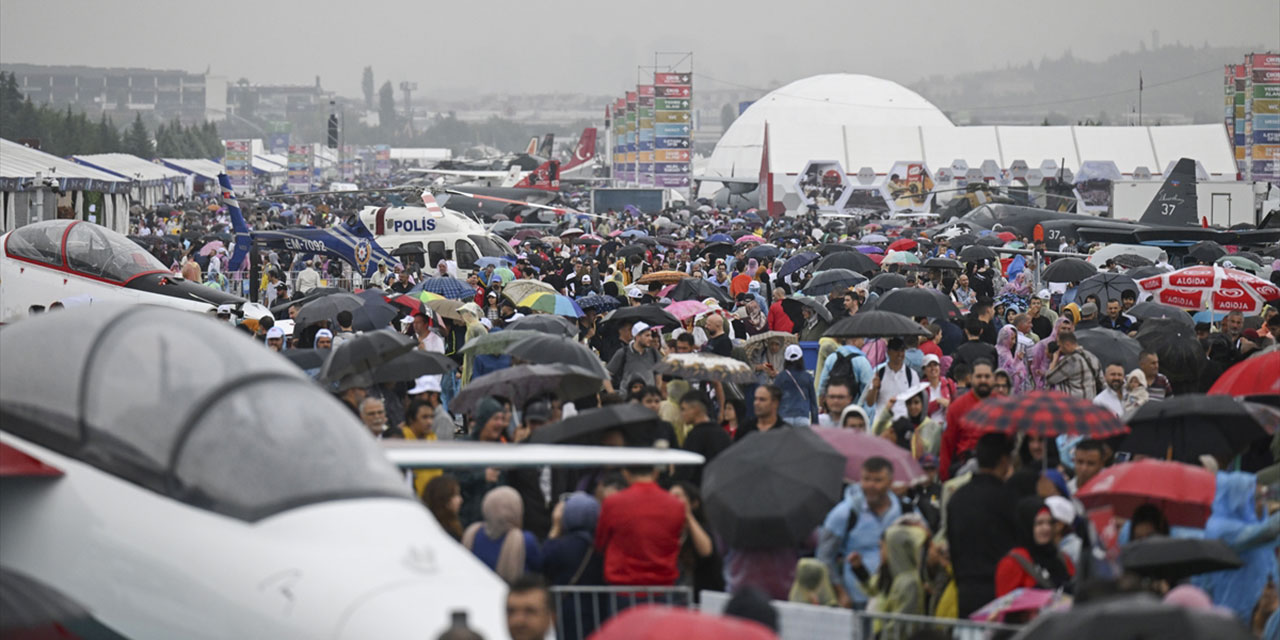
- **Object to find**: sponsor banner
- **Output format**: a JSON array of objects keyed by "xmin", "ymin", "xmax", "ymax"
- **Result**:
[
  {"xmin": 655, "ymin": 149, "xmax": 691, "ymax": 162},
  {"xmin": 1237, "ymin": 146, "xmax": 1247, "ymax": 160},
  {"xmin": 626, "ymin": 151, "xmax": 636, "ymax": 163},
  {"xmin": 1255, "ymin": 131, "xmax": 1280, "ymax": 144},
  {"xmin": 638, "ymin": 85, "xmax": 655, "ymax": 97},
  {"xmin": 1253, "ymin": 69, "xmax": 1280, "ymax": 83},
  {"xmin": 655, "ymin": 136, "xmax": 690, "ymax": 149},
  {"xmin": 1253, "ymin": 144, "xmax": 1280, "ymax": 158},
  {"xmin": 1212, "ymin": 288, "xmax": 1263, "ymax": 313},
  {"xmin": 1235, "ymin": 134, "xmax": 1246, "ymax": 147},
  {"xmin": 1156, "ymin": 288, "xmax": 1204, "ymax": 309},
  {"xmin": 637, "ymin": 162, "xmax": 654, "ymax": 173},
  {"xmin": 1255, "ymin": 99, "xmax": 1280, "ymax": 114},
  {"xmin": 655, "ymin": 174, "xmax": 691, "ymax": 187},
  {"xmin": 637, "ymin": 130, "xmax": 654, "ymax": 142},
  {"xmin": 655, "ymin": 162, "xmax": 690, "ymax": 174},
  {"xmin": 655, "ymin": 123, "xmax": 691, "ymax": 137},
  {"xmin": 656, "ymin": 110, "xmax": 692, "ymax": 124},
  {"xmin": 373, "ymin": 144, "xmax": 391, "ymax": 177},
  {"xmin": 638, "ymin": 96, "xmax": 654, "ymax": 108},
  {"xmin": 1255, "ymin": 84, "xmax": 1280, "ymax": 99},
  {"xmin": 223, "ymin": 139, "xmax": 252, "ymax": 194},
  {"xmin": 638, "ymin": 173, "xmax": 654, "ymax": 187},
  {"xmin": 287, "ymin": 144, "xmax": 312, "ymax": 193},
  {"xmin": 1252, "ymin": 53, "xmax": 1280, "ymax": 69},
  {"xmin": 639, "ymin": 118, "xmax": 653, "ymax": 129},
  {"xmin": 656, "ymin": 98, "xmax": 691, "ymax": 111},
  {"xmin": 1253, "ymin": 160, "xmax": 1279, "ymax": 176},
  {"xmin": 1166, "ymin": 266, "xmax": 1216, "ymax": 288},
  {"xmin": 658, "ymin": 85, "xmax": 691, "ymax": 98}
]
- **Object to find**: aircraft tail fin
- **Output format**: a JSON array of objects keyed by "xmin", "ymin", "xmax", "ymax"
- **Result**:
[
  {"xmin": 220, "ymin": 173, "xmax": 252, "ymax": 272},
  {"xmin": 560, "ymin": 128, "xmax": 597, "ymax": 172},
  {"xmin": 513, "ymin": 160, "xmax": 560, "ymax": 191},
  {"xmin": 525, "ymin": 137, "xmax": 538, "ymax": 155},
  {"xmin": 538, "ymin": 133, "xmax": 555, "ymax": 158},
  {"xmin": 1139, "ymin": 158, "xmax": 1199, "ymax": 226}
]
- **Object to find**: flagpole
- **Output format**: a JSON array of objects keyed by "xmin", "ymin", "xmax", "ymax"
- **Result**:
[{"xmin": 1138, "ymin": 71, "xmax": 1143, "ymax": 127}]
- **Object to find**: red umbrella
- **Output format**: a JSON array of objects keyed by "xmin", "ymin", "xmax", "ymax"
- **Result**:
[
  {"xmin": 811, "ymin": 427, "xmax": 927, "ymax": 485},
  {"xmin": 387, "ymin": 294, "xmax": 422, "ymax": 315},
  {"xmin": 589, "ymin": 605, "xmax": 777, "ymax": 640},
  {"xmin": 996, "ymin": 231, "xmax": 1016, "ymax": 242},
  {"xmin": 1208, "ymin": 351, "xmax": 1280, "ymax": 397},
  {"xmin": 963, "ymin": 391, "xmax": 1129, "ymax": 439},
  {"xmin": 888, "ymin": 238, "xmax": 917, "ymax": 251},
  {"xmin": 866, "ymin": 253, "xmax": 884, "ymax": 265},
  {"xmin": 1137, "ymin": 265, "xmax": 1280, "ymax": 315},
  {"xmin": 1077, "ymin": 459, "xmax": 1217, "ymax": 528}
]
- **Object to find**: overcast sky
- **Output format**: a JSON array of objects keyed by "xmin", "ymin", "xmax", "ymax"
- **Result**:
[{"xmin": 2, "ymin": 0, "xmax": 1276, "ymax": 98}]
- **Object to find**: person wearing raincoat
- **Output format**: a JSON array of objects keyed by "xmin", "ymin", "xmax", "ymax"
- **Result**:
[
  {"xmin": 1193, "ymin": 471, "xmax": 1280, "ymax": 625},
  {"xmin": 847, "ymin": 523, "xmax": 928, "ymax": 640}
]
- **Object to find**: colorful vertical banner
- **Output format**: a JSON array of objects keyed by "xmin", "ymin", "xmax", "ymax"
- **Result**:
[
  {"xmin": 374, "ymin": 144, "xmax": 391, "ymax": 178},
  {"xmin": 1249, "ymin": 53, "xmax": 1280, "ymax": 182},
  {"xmin": 653, "ymin": 72, "xmax": 693, "ymax": 190},
  {"xmin": 637, "ymin": 85, "xmax": 655, "ymax": 187},
  {"xmin": 287, "ymin": 144, "xmax": 312, "ymax": 193},
  {"xmin": 612, "ymin": 97, "xmax": 626, "ymax": 185},
  {"xmin": 267, "ymin": 121, "xmax": 292, "ymax": 155},
  {"xmin": 624, "ymin": 91, "xmax": 637, "ymax": 184},
  {"xmin": 1234, "ymin": 64, "xmax": 1248, "ymax": 174},
  {"xmin": 223, "ymin": 139, "xmax": 252, "ymax": 194}
]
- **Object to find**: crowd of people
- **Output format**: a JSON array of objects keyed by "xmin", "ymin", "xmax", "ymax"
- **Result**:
[{"xmin": 134, "ymin": 190, "xmax": 1280, "ymax": 639}]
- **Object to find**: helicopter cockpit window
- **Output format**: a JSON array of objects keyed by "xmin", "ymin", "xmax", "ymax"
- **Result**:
[{"xmin": 454, "ymin": 240, "xmax": 478, "ymax": 271}]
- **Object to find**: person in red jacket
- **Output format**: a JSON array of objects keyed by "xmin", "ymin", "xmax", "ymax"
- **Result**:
[
  {"xmin": 995, "ymin": 498, "xmax": 1075, "ymax": 597},
  {"xmin": 939, "ymin": 359, "xmax": 995, "ymax": 480},
  {"xmin": 595, "ymin": 464, "xmax": 686, "ymax": 586},
  {"xmin": 767, "ymin": 288, "xmax": 794, "ymax": 333}
]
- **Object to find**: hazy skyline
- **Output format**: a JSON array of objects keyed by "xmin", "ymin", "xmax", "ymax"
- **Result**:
[{"xmin": 2, "ymin": 0, "xmax": 1277, "ymax": 100}]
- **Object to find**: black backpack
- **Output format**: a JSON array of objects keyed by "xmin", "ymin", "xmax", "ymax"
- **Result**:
[{"xmin": 829, "ymin": 351, "xmax": 861, "ymax": 388}]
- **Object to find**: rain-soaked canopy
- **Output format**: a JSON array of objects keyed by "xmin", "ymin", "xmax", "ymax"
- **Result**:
[{"xmin": 0, "ymin": 305, "xmax": 409, "ymax": 521}]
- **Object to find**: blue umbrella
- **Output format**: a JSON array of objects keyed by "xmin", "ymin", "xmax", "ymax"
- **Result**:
[
  {"xmin": 708, "ymin": 233, "xmax": 733, "ymax": 243},
  {"xmin": 620, "ymin": 229, "xmax": 648, "ymax": 239},
  {"xmin": 412, "ymin": 277, "xmax": 476, "ymax": 300},
  {"xmin": 742, "ymin": 211, "xmax": 762, "ymax": 222},
  {"xmin": 576, "ymin": 294, "xmax": 621, "ymax": 312},
  {"xmin": 778, "ymin": 252, "xmax": 819, "ymax": 278},
  {"xmin": 730, "ymin": 218, "xmax": 746, "ymax": 224},
  {"xmin": 1193, "ymin": 310, "xmax": 1229, "ymax": 323},
  {"xmin": 475, "ymin": 256, "xmax": 513, "ymax": 269}
]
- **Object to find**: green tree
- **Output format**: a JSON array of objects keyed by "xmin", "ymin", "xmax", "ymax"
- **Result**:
[
  {"xmin": 378, "ymin": 81, "xmax": 396, "ymax": 134},
  {"xmin": 97, "ymin": 114, "xmax": 120, "ymax": 153},
  {"xmin": 362, "ymin": 66, "xmax": 375, "ymax": 110},
  {"xmin": 123, "ymin": 112, "xmax": 152, "ymax": 158}
]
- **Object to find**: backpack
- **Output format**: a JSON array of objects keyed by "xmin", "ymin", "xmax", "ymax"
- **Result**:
[
  {"xmin": 829, "ymin": 350, "xmax": 861, "ymax": 388},
  {"xmin": 875, "ymin": 363, "xmax": 917, "ymax": 387}
]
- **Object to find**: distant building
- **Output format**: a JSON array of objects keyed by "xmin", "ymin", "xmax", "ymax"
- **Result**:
[{"xmin": 1, "ymin": 63, "xmax": 226, "ymax": 124}]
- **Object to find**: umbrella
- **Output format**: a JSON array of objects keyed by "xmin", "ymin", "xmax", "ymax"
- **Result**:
[
  {"xmin": 1136, "ymin": 320, "xmax": 1203, "ymax": 386},
  {"xmin": 946, "ymin": 232, "xmax": 978, "ymax": 249},
  {"xmin": 665, "ymin": 299, "xmax": 710, "ymax": 321},
  {"xmin": 866, "ymin": 272, "xmax": 908, "ymax": 295},
  {"xmin": 922, "ymin": 256, "xmax": 963, "ymax": 270},
  {"xmin": 1112, "ymin": 253, "xmax": 1154, "ymax": 269},
  {"xmin": 735, "ymin": 234, "xmax": 765, "ymax": 244},
  {"xmin": 744, "ymin": 244, "xmax": 780, "ymax": 261},
  {"xmin": 698, "ymin": 241, "xmax": 735, "ymax": 259},
  {"xmin": 413, "ymin": 276, "xmax": 475, "ymax": 300},
  {"xmin": 371, "ymin": 350, "xmax": 457, "ymax": 384},
  {"xmin": 881, "ymin": 251, "xmax": 921, "ymax": 266},
  {"xmin": 575, "ymin": 234, "xmax": 602, "ymax": 246},
  {"xmin": 976, "ymin": 235, "xmax": 1006, "ymax": 247},
  {"xmin": 506, "ymin": 333, "xmax": 608, "ymax": 378},
  {"xmin": 590, "ymin": 605, "xmax": 778, "ymax": 640},
  {"xmin": 1075, "ymin": 273, "xmax": 1139, "ymax": 305},
  {"xmin": 632, "ymin": 236, "xmax": 659, "ymax": 247},
  {"xmin": 743, "ymin": 331, "xmax": 798, "ymax": 356},
  {"xmin": 964, "ymin": 391, "xmax": 1129, "ymax": 439},
  {"xmin": 1216, "ymin": 255, "xmax": 1262, "ymax": 274},
  {"xmin": 1126, "ymin": 265, "xmax": 1169, "ymax": 280},
  {"xmin": 702, "ymin": 427, "xmax": 845, "ymax": 549},
  {"xmin": 269, "ymin": 287, "xmax": 343, "ymax": 317},
  {"xmin": 293, "ymin": 292, "xmax": 365, "ymax": 330},
  {"xmin": 198, "ymin": 240, "xmax": 224, "ymax": 256},
  {"xmin": 1076, "ymin": 459, "xmax": 1217, "ymax": 528},
  {"xmin": 959, "ymin": 245, "xmax": 997, "ymax": 263},
  {"xmin": 861, "ymin": 233, "xmax": 889, "ymax": 244},
  {"xmin": 814, "ymin": 251, "xmax": 879, "ymax": 275},
  {"xmin": 1075, "ymin": 327, "xmax": 1142, "ymax": 372},
  {"xmin": 969, "ymin": 588, "xmax": 1062, "ymax": 624},
  {"xmin": 517, "ymin": 292, "xmax": 585, "ymax": 318},
  {"xmin": 575, "ymin": 294, "xmax": 621, "ymax": 313},
  {"xmin": 451, "ymin": 363, "xmax": 604, "ymax": 414},
  {"xmin": 475, "ymin": 256, "xmax": 510, "ymax": 269},
  {"xmin": 636, "ymin": 270, "xmax": 690, "ymax": 285},
  {"xmin": 560, "ymin": 228, "xmax": 584, "ymax": 238},
  {"xmin": 1209, "ymin": 351, "xmax": 1280, "ymax": 397},
  {"xmin": 616, "ymin": 245, "xmax": 647, "ymax": 259},
  {"xmin": 1186, "ymin": 240, "xmax": 1226, "ymax": 263},
  {"xmin": 1137, "ymin": 265, "xmax": 1280, "ymax": 315},
  {"xmin": 669, "ymin": 278, "xmax": 732, "ymax": 307},
  {"xmin": 802, "ymin": 269, "xmax": 867, "ymax": 296},
  {"xmin": 888, "ymin": 238, "xmax": 917, "ymax": 251},
  {"xmin": 825, "ymin": 311, "xmax": 931, "ymax": 339},
  {"xmin": 1119, "ymin": 537, "xmax": 1243, "ymax": 582},
  {"xmin": 504, "ymin": 314, "xmax": 578, "ymax": 337},
  {"xmin": 528, "ymin": 404, "xmax": 662, "ymax": 445},
  {"xmin": 811, "ymin": 427, "xmax": 927, "ymax": 485},
  {"xmin": 425, "ymin": 297, "xmax": 465, "ymax": 321},
  {"xmin": 1012, "ymin": 593, "xmax": 1254, "ymax": 640},
  {"xmin": 619, "ymin": 229, "xmax": 648, "ymax": 239},
  {"xmin": 604, "ymin": 305, "xmax": 680, "ymax": 330},
  {"xmin": 281, "ymin": 348, "xmax": 327, "ymax": 370},
  {"xmin": 1127, "ymin": 301, "xmax": 1193, "ymax": 329},
  {"xmin": 706, "ymin": 233, "xmax": 733, "ymax": 243},
  {"xmin": 654, "ymin": 353, "xmax": 755, "ymax": 384},
  {"xmin": 503, "ymin": 278, "xmax": 556, "ymax": 304},
  {"xmin": 818, "ymin": 243, "xmax": 856, "ymax": 255},
  {"xmin": 855, "ymin": 245, "xmax": 884, "ymax": 254},
  {"xmin": 460, "ymin": 330, "xmax": 546, "ymax": 356},
  {"xmin": 778, "ymin": 252, "xmax": 820, "ymax": 278},
  {"xmin": 1042, "ymin": 257, "xmax": 1097, "ymax": 283},
  {"xmin": 872, "ymin": 288, "xmax": 962, "ymax": 320},
  {"xmin": 1122, "ymin": 394, "xmax": 1275, "ymax": 464},
  {"xmin": 780, "ymin": 296, "xmax": 832, "ymax": 324},
  {"xmin": 317, "ymin": 328, "xmax": 417, "ymax": 384}
]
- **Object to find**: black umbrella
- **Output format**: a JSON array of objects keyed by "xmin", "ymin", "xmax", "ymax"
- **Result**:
[
  {"xmin": 1187, "ymin": 240, "xmax": 1226, "ymax": 264},
  {"xmin": 371, "ymin": 350, "xmax": 457, "ymax": 384},
  {"xmin": 507, "ymin": 333, "xmax": 609, "ymax": 378},
  {"xmin": 976, "ymin": 234, "xmax": 1005, "ymax": 247},
  {"xmin": 1112, "ymin": 253, "xmax": 1154, "ymax": 268},
  {"xmin": 1119, "ymin": 536, "xmax": 1243, "ymax": 582},
  {"xmin": 1076, "ymin": 327, "xmax": 1143, "ymax": 372},
  {"xmin": 865, "ymin": 272, "xmax": 908, "ymax": 296},
  {"xmin": 1042, "ymin": 257, "xmax": 1097, "ymax": 283},
  {"xmin": 801, "ymin": 269, "xmax": 866, "ymax": 296},
  {"xmin": 282, "ymin": 348, "xmax": 327, "ymax": 369},
  {"xmin": 745, "ymin": 244, "xmax": 780, "ymax": 261},
  {"xmin": 528, "ymin": 403, "xmax": 662, "ymax": 445},
  {"xmin": 451, "ymin": 363, "xmax": 604, "ymax": 414},
  {"xmin": 1122, "ymin": 394, "xmax": 1275, "ymax": 464},
  {"xmin": 1137, "ymin": 320, "xmax": 1203, "ymax": 386},
  {"xmin": 294, "ymin": 292, "xmax": 366, "ymax": 330},
  {"xmin": 826, "ymin": 311, "xmax": 932, "ymax": 338},
  {"xmin": 1126, "ymin": 266, "xmax": 1169, "ymax": 280},
  {"xmin": 1075, "ymin": 273, "xmax": 1139, "ymax": 306},
  {"xmin": 818, "ymin": 243, "xmax": 857, "ymax": 256},
  {"xmin": 318, "ymin": 328, "xmax": 417, "ymax": 384},
  {"xmin": 922, "ymin": 256, "xmax": 963, "ymax": 270},
  {"xmin": 603, "ymin": 304, "xmax": 680, "ymax": 330},
  {"xmin": 504, "ymin": 314, "xmax": 578, "ymax": 337},
  {"xmin": 669, "ymin": 278, "xmax": 733, "ymax": 306},
  {"xmin": 871, "ymin": 287, "xmax": 962, "ymax": 321},
  {"xmin": 616, "ymin": 245, "xmax": 647, "ymax": 259},
  {"xmin": 946, "ymin": 233, "xmax": 978, "ymax": 249},
  {"xmin": 1128, "ymin": 301, "xmax": 1193, "ymax": 329},
  {"xmin": 958, "ymin": 244, "xmax": 997, "ymax": 263},
  {"xmin": 1013, "ymin": 593, "xmax": 1253, "ymax": 640},
  {"xmin": 270, "ymin": 286, "xmax": 344, "ymax": 317},
  {"xmin": 813, "ymin": 251, "xmax": 879, "ymax": 275},
  {"xmin": 698, "ymin": 241, "xmax": 735, "ymax": 259},
  {"xmin": 702, "ymin": 427, "xmax": 845, "ymax": 549},
  {"xmin": 780, "ymin": 296, "xmax": 832, "ymax": 324}
]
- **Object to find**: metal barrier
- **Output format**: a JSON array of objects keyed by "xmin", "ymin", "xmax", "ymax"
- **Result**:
[
  {"xmin": 851, "ymin": 609, "xmax": 1023, "ymax": 640},
  {"xmin": 549, "ymin": 585, "xmax": 693, "ymax": 640}
]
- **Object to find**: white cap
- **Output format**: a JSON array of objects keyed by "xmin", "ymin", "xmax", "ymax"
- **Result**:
[
  {"xmin": 409, "ymin": 375, "xmax": 443, "ymax": 394},
  {"xmin": 922, "ymin": 353, "xmax": 940, "ymax": 366},
  {"xmin": 399, "ymin": 315, "xmax": 415, "ymax": 326},
  {"xmin": 315, "ymin": 328, "xmax": 333, "ymax": 340},
  {"xmin": 1044, "ymin": 496, "xmax": 1076, "ymax": 525},
  {"xmin": 266, "ymin": 326, "xmax": 285, "ymax": 340},
  {"xmin": 216, "ymin": 303, "xmax": 234, "ymax": 315},
  {"xmin": 1037, "ymin": 289, "xmax": 1051, "ymax": 299},
  {"xmin": 581, "ymin": 274, "xmax": 591, "ymax": 283},
  {"xmin": 784, "ymin": 344, "xmax": 803, "ymax": 362},
  {"xmin": 631, "ymin": 321, "xmax": 651, "ymax": 335},
  {"xmin": 480, "ymin": 317, "xmax": 493, "ymax": 329},
  {"xmin": 628, "ymin": 287, "xmax": 644, "ymax": 299}
]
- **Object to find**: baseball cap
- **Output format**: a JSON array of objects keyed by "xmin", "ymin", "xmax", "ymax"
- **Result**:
[
  {"xmin": 265, "ymin": 326, "xmax": 285, "ymax": 340},
  {"xmin": 1044, "ymin": 496, "xmax": 1075, "ymax": 526},
  {"xmin": 409, "ymin": 375, "xmax": 442, "ymax": 395},
  {"xmin": 922, "ymin": 353, "xmax": 940, "ymax": 367},
  {"xmin": 480, "ymin": 317, "xmax": 493, "ymax": 330},
  {"xmin": 631, "ymin": 321, "xmax": 651, "ymax": 335},
  {"xmin": 1036, "ymin": 289, "xmax": 1051, "ymax": 300},
  {"xmin": 784, "ymin": 344, "xmax": 803, "ymax": 362},
  {"xmin": 581, "ymin": 274, "xmax": 591, "ymax": 283},
  {"xmin": 1080, "ymin": 302, "xmax": 1098, "ymax": 317},
  {"xmin": 315, "ymin": 328, "xmax": 333, "ymax": 340},
  {"xmin": 628, "ymin": 288, "xmax": 644, "ymax": 299},
  {"xmin": 216, "ymin": 303, "xmax": 234, "ymax": 316},
  {"xmin": 487, "ymin": 291, "xmax": 497, "ymax": 298},
  {"xmin": 523, "ymin": 400, "xmax": 552, "ymax": 423}
]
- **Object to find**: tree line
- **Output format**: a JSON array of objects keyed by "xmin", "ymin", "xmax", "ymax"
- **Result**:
[{"xmin": 0, "ymin": 71, "xmax": 222, "ymax": 159}]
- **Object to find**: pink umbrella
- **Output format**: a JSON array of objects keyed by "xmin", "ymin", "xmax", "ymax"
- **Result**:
[
  {"xmin": 811, "ymin": 427, "xmax": 926, "ymax": 485},
  {"xmin": 735, "ymin": 234, "xmax": 765, "ymax": 244},
  {"xmin": 198, "ymin": 240, "xmax": 224, "ymax": 256},
  {"xmin": 969, "ymin": 588, "xmax": 1061, "ymax": 622},
  {"xmin": 1138, "ymin": 265, "xmax": 1280, "ymax": 315},
  {"xmin": 665, "ymin": 299, "xmax": 710, "ymax": 321}
]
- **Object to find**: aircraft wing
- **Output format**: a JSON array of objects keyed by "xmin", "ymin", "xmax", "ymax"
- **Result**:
[
  {"xmin": 407, "ymin": 168, "xmax": 509, "ymax": 179},
  {"xmin": 382, "ymin": 441, "xmax": 704, "ymax": 469}
]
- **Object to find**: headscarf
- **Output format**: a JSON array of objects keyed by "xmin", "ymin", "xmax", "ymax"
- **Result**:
[
  {"xmin": 1031, "ymin": 317, "xmax": 1073, "ymax": 389},
  {"xmin": 562, "ymin": 492, "xmax": 600, "ymax": 543},
  {"xmin": 462, "ymin": 486, "xmax": 527, "ymax": 583},
  {"xmin": 996, "ymin": 324, "xmax": 1031, "ymax": 393},
  {"xmin": 1013, "ymin": 497, "xmax": 1072, "ymax": 588},
  {"xmin": 839, "ymin": 403, "xmax": 870, "ymax": 429},
  {"xmin": 789, "ymin": 558, "xmax": 837, "ymax": 606}
]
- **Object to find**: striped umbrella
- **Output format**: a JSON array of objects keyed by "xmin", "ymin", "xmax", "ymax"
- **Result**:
[{"xmin": 519, "ymin": 292, "xmax": 585, "ymax": 318}]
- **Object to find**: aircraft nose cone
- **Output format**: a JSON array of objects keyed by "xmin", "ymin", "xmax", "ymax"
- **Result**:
[{"xmin": 334, "ymin": 580, "xmax": 506, "ymax": 639}]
